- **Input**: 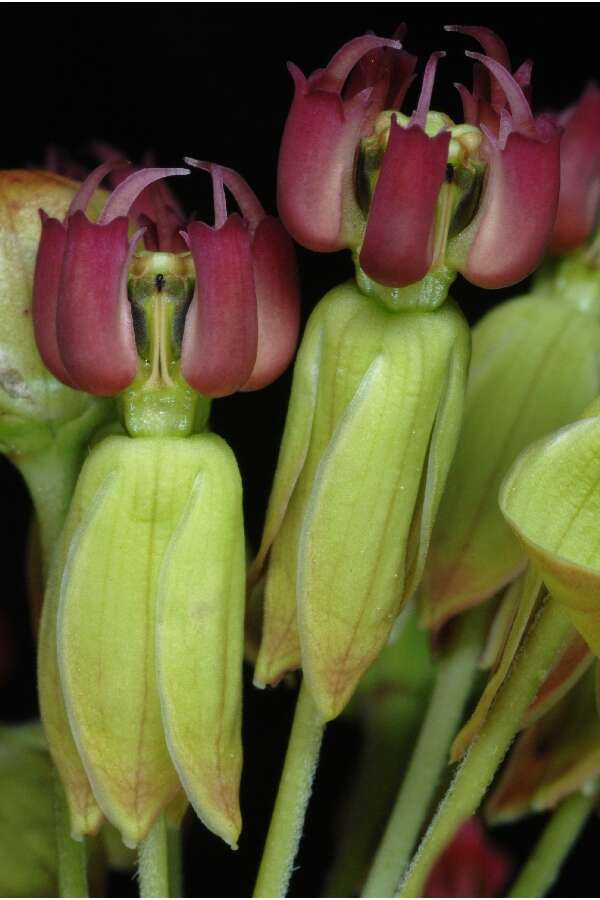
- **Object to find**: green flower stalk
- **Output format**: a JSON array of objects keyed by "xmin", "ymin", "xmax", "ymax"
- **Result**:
[{"xmin": 324, "ymin": 605, "xmax": 435, "ymax": 897}]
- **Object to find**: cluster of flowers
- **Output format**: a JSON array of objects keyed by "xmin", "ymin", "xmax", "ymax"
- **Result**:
[{"xmin": 1, "ymin": 22, "xmax": 600, "ymax": 899}]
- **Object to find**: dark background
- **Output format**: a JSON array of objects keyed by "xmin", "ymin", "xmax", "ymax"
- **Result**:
[{"xmin": 1, "ymin": 6, "xmax": 599, "ymax": 897}]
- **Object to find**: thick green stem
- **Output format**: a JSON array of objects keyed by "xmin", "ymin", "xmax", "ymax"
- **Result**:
[
  {"xmin": 508, "ymin": 789, "xmax": 598, "ymax": 898},
  {"xmin": 17, "ymin": 439, "xmax": 82, "ymax": 575},
  {"xmin": 398, "ymin": 598, "xmax": 571, "ymax": 898},
  {"xmin": 138, "ymin": 815, "xmax": 170, "ymax": 898},
  {"xmin": 167, "ymin": 826, "xmax": 184, "ymax": 898},
  {"xmin": 253, "ymin": 681, "xmax": 325, "ymax": 898},
  {"xmin": 363, "ymin": 604, "xmax": 489, "ymax": 897},
  {"xmin": 54, "ymin": 776, "xmax": 88, "ymax": 898}
]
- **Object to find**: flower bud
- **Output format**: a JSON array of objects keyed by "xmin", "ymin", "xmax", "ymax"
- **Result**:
[
  {"xmin": 421, "ymin": 290, "xmax": 600, "ymax": 632},
  {"xmin": 500, "ymin": 397, "xmax": 600, "ymax": 658},
  {"xmin": 0, "ymin": 170, "xmax": 108, "ymax": 454},
  {"xmin": 39, "ymin": 432, "xmax": 245, "ymax": 848},
  {"xmin": 486, "ymin": 665, "xmax": 600, "ymax": 823},
  {"xmin": 424, "ymin": 818, "xmax": 510, "ymax": 897},
  {"xmin": 250, "ymin": 280, "xmax": 469, "ymax": 720}
]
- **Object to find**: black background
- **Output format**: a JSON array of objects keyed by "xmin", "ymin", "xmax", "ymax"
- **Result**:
[{"xmin": 1, "ymin": 6, "xmax": 599, "ymax": 897}]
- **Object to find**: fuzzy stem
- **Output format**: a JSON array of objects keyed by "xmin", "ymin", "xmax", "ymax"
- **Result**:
[
  {"xmin": 167, "ymin": 826, "xmax": 184, "ymax": 898},
  {"xmin": 508, "ymin": 789, "xmax": 598, "ymax": 898},
  {"xmin": 253, "ymin": 681, "xmax": 325, "ymax": 898},
  {"xmin": 138, "ymin": 815, "xmax": 170, "ymax": 898},
  {"xmin": 323, "ymin": 712, "xmax": 409, "ymax": 897},
  {"xmin": 363, "ymin": 604, "xmax": 489, "ymax": 897},
  {"xmin": 398, "ymin": 598, "xmax": 571, "ymax": 897},
  {"xmin": 54, "ymin": 776, "xmax": 88, "ymax": 898}
]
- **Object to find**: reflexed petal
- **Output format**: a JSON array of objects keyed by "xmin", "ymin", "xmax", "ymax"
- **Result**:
[
  {"xmin": 421, "ymin": 293, "xmax": 600, "ymax": 630},
  {"xmin": 487, "ymin": 666, "xmax": 600, "ymax": 823},
  {"xmin": 359, "ymin": 120, "xmax": 449, "ymax": 286},
  {"xmin": 38, "ymin": 511, "xmax": 103, "ymax": 839},
  {"xmin": 56, "ymin": 212, "xmax": 139, "ymax": 394},
  {"xmin": 157, "ymin": 434, "xmax": 245, "ymax": 849},
  {"xmin": 500, "ymin": 410, "xmax": 600, "ymax": 657},
  {"xmin": 181, "ymin": 216, "xmax": 258, "ymax": 397},
  {"xmin": 56, "ymin": 437, "xmax": 196, "ymax": 847},
  {"xmin": 523, "ymin": 630, "xmax": 593, "ymax": 728}
]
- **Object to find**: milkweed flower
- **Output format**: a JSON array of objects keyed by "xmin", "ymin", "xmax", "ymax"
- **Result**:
[
  {"xmin": 35, "ymin": 164, "xmax": 300, "ymax": 848},
  {"xmin": 278, "ymin": 28, "xmax": 560, "ymax": 297}
]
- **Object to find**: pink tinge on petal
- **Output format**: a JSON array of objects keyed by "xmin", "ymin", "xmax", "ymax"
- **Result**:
[
  {"xmin": 185, "ymin": 160, "xmax": 266, "ymax": 232},
  {"xmin": 550, "ymin": 85, "xmax": 600, "ymax": 252},
  {"xmin": 98, "ymin": 167, "xmax": 189, "ymax": 224},
  {"xmin": 344, "ymin": 39, "xmax": 417, "ymax": 112},
  {"xmin": 181, "ymin": 216, "xmax": 258, "ymax": 397},
  {"xmin": 454, "ymin": 82, "xmax": 479, "ymax": 125},
  {"xmin": 56, "ymin": 212, "xmax": 139, "ymax": 395},
  {"xmin": 412, "ymin": 51, "xmax": 445, "ymax": 130},
  {"xmin": 466, "ymin": 53, "xmax": 536, "ymax": 137},
  {"xmin": 425, "ymin": 819, "xmax": 510, "ymax": 898},
  {"xmin": 32, "ymin": 213, "xmax": 77, "ymax": 387},
  {"xmin": 446, "ymin": 26, "xmax": 511, "ymax": 109},
  {"xmin": 359, "ymin": 119, "xmax": 450, "ymax": 286},
  {"xmin": 277, "ymin": 66, "xmax": 371, "ymax": 251},
  {"xmin": 133, "ymin": 182, "xmax": 188, "ymax": 253},
  {"xmin": 462, "ymin": 127, "xmax": 561, "ymax": 288},
  {"xmin": 316, "ymin": 34, "xmax": 403, "ymax": 93},
  {"xmin": 68, "ymin": 160, "xmax": 129, "ymax": 218},
  {"xmin": 242, "ymin": 217, "xmax": 300, "ymax": 391},
  {"xmin": 514, "ymin": 59, "xmax": 533, "ymax": 99}
]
